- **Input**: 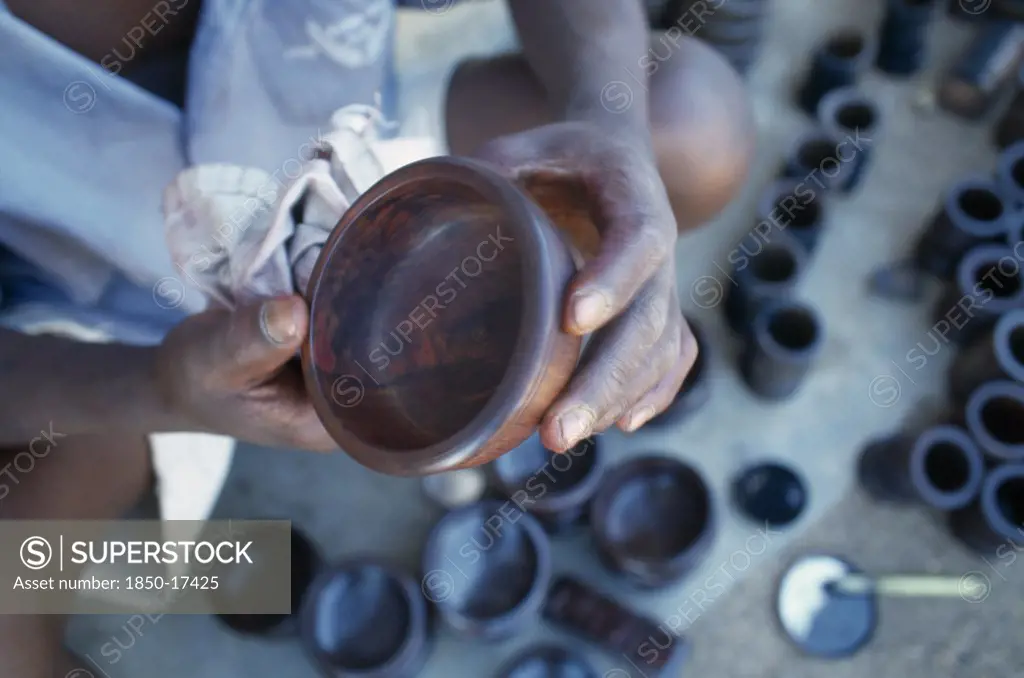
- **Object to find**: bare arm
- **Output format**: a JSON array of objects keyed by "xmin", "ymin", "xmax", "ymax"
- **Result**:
[
  {"xmin": 507, "ymin": 0, "xmax": 650, "ymax": 137},
  {"xmin": 0, "ymin": 296, "xmax": 336, "ymax": 452},
  {"xmin": 0, "ymin": 329, "xmax": 181, "ymax": 444},
  {"xmin": 484, "ymin": 1, "xmax": 695, "ymax": 450}
]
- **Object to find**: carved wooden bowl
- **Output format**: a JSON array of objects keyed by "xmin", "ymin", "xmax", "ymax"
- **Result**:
[{"xmin": 301, "ymin": 157, "xmax": 583, "ymax": 476}]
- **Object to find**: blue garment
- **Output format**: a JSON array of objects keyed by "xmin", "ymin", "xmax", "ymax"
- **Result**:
[{"xmin": 0, "ymin": 0, "xmax": 400, "ymax": 344}]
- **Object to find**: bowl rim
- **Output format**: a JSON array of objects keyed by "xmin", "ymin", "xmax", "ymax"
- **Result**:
[
  {"xmin": 996, "ymin": 140, "xmax": 1024, "ymax": 201},
  {"xmin": 752, "ymin": 299, "xmax": 824, "ymax": 364},
  {"xmin": 589, "ymin": 455, "xmax": 714, "ymax": 570},
  {"xmin": 944, "ymin": 177, "xmax": 1009, "ymax": 238},
  {"xmin": 491, "ymin": 434, "xmax": 605, "ymax": 514},
  {"xmin": 420, "ymin": 499, "xmax": 553, "ymax": 634},
  {"xmin": 956, "ymin": 243, "xmax": 1024, "ymax": 312},
  {"xmin": 730, "ymin": 459, "xmax": 808, "ymax": 527},
  {"xmin": 979, "ymin": 462, "xmax": 1024, "ymax": 539},
  {"xmin": 736, "ymin": 230, "xmax": 808, "ymax": 292},
  {"xmin": 994, "ymin": 309, "xmax": 1024, "ymax": 383},
  {"xmin": 817, "ymin": 87, "xmax": 881, "ymax": 138},
  {"xmin": 297, "ymin": 557, "xmax": 428, "ymax": 675},
  {"xmin": 212, "ymin": 521, "xmax": 324, "ymax": 635},
  {"xmin": 494, "ymin": 643, "xmax": 598, "ymax": 678},
  {"xmin": 908, "ymin": 424, "xmax": 985, "ymax": 511},
  {"xmin": 965, "ymin": 379, "xmax": 1024, "ymax": 461},
  {"xmin": 787, "ymin": 132, "xmax": 847, "ymax": 184},
  {"xmin": 301, "ymin": 156, "xmax": 561, "ymax": 476}
]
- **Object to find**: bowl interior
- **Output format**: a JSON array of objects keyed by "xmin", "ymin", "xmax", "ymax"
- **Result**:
[
  {"xmin": 750, "ymin": 241, "xmax": 801, "ymax": 285},
  {"xmin": 961, "ymin": 247, "xmax": 1023, "ymax": 304},
  {"xmin": 995, "ymin": 311, "xmax": 1024, "ymax": 381},
  {"xmin": 919, "ymin": 440, "xmax": 971, "ymax": 493},
  {"xmin": 213, "ymin": 526, "xmax": 319, "ymax": 633},
  {"xmin": 307, "ymin": 565, "xmax": 412, "ymax": 669},
  {"xmin": 733, "ymin": 462, "xmax": 807, "ymax": 527},
  {"xmin": 425, "ymin": 505, "xmax": 541, "ymax": 620},
  {"xmin": 797, "ymin": 137, "xmax": 840, "ymax": 172},
  {"xmin": 601, "ymin": 462, "xmax": 710, "ymax": 561},
  {"xmin": 769, "ymin": 189, "xmax": 823, "ymax": 231},
  {"xmin": 995, "ymin": 474, "xmax": 1024, "ymax": 528},
  {"xmin": 765, "ymin": 304, "xmax": 821, "ymax": 354},
  {"xmin": 307, "ymin": 173, "xmax": 529, "ymax": 452},
  {"xmin": 979, "ymin": 393, "xmax": 1024, "ymax": 446},
  {"xmin": 833, "ymin": 99, "xmax": 877, "ymax": 132},
  {"xmin": 495, "ymin": 436, "xmax": 598, "ymax": 499},
  {"xmin": 956, "ymin": 186, "xmax": 1004, "ymax": 224},
  {"xmin": 826, "ymin": 32, "xmax": 866, "ymax": 60}
]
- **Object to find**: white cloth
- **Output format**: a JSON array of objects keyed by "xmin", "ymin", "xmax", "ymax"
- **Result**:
[
  {"xmin": 0, "ymin": 0, "xmax": 402, "ymax": 342},
  {"xmin": 163, "ymin": 105, "xmax": 442, "ymax": 307}
]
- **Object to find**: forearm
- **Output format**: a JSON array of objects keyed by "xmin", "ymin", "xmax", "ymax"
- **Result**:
[
  {"xmin": 0, "ymin": 329, "xmax": 184, "ymax": 444},
  {"xmin": 507, "ymin": 0, "xmax": 650, "ymax": 134}
]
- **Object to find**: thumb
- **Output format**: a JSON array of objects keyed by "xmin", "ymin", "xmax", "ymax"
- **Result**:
[{"xmin": 210, "ymin": 296, "xmax": 308, "ymax": 388}]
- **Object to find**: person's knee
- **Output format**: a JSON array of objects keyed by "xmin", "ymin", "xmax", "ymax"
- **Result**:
[
  {"xmin": 443, "ymin": 38, "xmax": 756, "ymax": 230},
  {"xmin": 0, "ymin": 434, "xmax": 152, "ymax": 520},
  {"xmin": 647, "ymin": 36, "xmax": 756, "ymax": 230},
  {"xmin": 444, "ymin": 53, "xmax": 552, "ymax": 155},
  {"xmin": 0, "ymin": 613, "xmax": 68, "ymax": 676}
]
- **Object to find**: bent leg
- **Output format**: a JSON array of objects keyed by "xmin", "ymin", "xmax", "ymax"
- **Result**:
[
  {"xmin": 0, "ymin": 433, "xmax": 152, "ymax": 677},
  {"xmin": 444, "ymin": 36, "xmax": 756, "ymax": 231}
]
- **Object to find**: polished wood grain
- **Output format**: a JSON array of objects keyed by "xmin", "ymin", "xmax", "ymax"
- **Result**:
[{"xmin": 301, "ymin": 157, "xmax": 584, "ymax": 476}]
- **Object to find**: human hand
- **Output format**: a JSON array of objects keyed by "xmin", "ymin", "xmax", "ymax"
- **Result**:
[
  {"xmin": 154, "ymin": 295, "xmax": 336, "ymax": 451},
  {"xmin": 475, "ymin": 121, "xmax": 698, "ymax": 452}
]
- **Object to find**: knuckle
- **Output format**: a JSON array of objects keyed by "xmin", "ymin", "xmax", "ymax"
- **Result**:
[
  {"xmin": 648, "ymin": 389, "xmax": 677, "ymax": 417},
  {"xmin": 308, "ymin": 437, "xmax": 337, "ymax": 454},
  {"xmin": 294, "ymin": 417, "xmax": 333, "ymax": 452},
  {"xmin": 680, "ymin": 328, "xmax": 699, "ymax": 371},
  {"xmin": 473, "ymin": 140, "xmax": 507, "ymax": 164},
  {"xmin": 659, "ymin": 335, "xmax": 683, "ymax": 375},
  {"xmin": 650, "ymin": 313, "xmax": 687, "ymax": 374},
  {"xmin": 606, "ymin": 355, "xmax": 634, "ymax": 392},
  {"xmin": 640, "ymin": 222, "xmax": 670, "ymax": 251},
  {"xmin": 475, "ymin": 136, "xmax": 525, "ymax": 168},
  {"xmin": 634, "ymin": 227, "xmax": 671, "ymax": 274},
  {"xmin": 610, "ymin": 401, "xmax": 635, "ymax": 425},
  {"xmin": 604, "ymin": 356, "xmax": 654, "ymax": 426},
  {"xmin": 602, "ymin": 399, "xmax": 634, "ymax": 428},
  {"xmin": 294, "ymin": 431, "xmax": 323, "ymax": 453},
  {"xmin": 193, "ymin": 368, "xmax": 221, "ymax": 395},
  {"xmin": 634, "ymin": 295, "xmax": 668, "ymax": 347},
  {"xmin": 594, "ymin": 357, "xmax": 636, "ymax": 420}
]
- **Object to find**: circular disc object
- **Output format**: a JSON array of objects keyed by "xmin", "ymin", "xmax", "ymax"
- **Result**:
[
  {"xmin": 732, "ymin": 461, "xmax": 808, "ymax": 528},
  {"xmin": 775, "ymin": 554, "xmax": 876, "ymax": 658}
]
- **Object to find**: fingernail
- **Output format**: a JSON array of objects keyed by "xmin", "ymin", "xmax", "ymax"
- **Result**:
[
  {"xmin": 261, "ymin": 298, "xmax": 301, "ymax": 345},
  {"xmin": 557, "ymin": 408, "xmax": 595, "ymax": 449},
  {"xmin": 626, "ymin": 406, "xmax": 656, "ymax": 432},
  {"xmin": 571, "ymin": 291, "xmax": 610, "ymax": 332}
]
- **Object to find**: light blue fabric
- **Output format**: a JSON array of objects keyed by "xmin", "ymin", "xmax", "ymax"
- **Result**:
[{"xmin": 0, "ymin": 0, "xmax": 400, "ymax": 345}]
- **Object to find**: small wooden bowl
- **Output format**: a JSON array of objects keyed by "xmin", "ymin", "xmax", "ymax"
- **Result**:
[{"xmin": 301, "ymin": 157, "xmax": 582, "ymax": 476}]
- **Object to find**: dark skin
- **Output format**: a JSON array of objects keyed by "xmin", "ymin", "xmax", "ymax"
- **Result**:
[
  {"xmin": 478, "ymin": 124, "xmax": 694, "ymax": 448},
  {"xmin": 2, "ymin": 1, "xmax": 755, "ymax": 674},
  {"xmin": 0, "ymin": 0, "xmax": 696, "ymax": 455},
  {"xmin": 476, "ymin": 0, "xmax": 697, "ymax": 448}
]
